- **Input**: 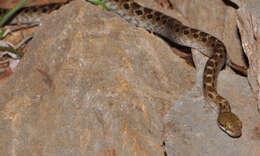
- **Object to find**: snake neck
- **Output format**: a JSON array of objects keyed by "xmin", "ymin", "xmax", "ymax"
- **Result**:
[{"xmin": 202, "ymin": 43, "xmax": 230, "ymax": 113}]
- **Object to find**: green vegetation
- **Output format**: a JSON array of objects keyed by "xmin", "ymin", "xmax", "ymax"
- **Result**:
[{"xmin": 87, "ymin": 0, "xmax": 110, "ymax": 10}]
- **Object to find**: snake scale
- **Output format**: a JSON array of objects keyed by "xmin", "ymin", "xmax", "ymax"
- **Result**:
[{"xmin": 0, "ymin": 0, "xmax": 242, "ymax": 137}]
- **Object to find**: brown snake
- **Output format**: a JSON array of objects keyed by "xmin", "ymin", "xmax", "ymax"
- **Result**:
[{"xmin": 0, "ymin": 0, "xmax": 242, "ymax": 137}]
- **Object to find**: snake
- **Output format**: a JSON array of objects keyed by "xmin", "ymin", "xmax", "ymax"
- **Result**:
[{"xmin": 0, "ymin": 0, "xmax": 242, "ymax": 137}]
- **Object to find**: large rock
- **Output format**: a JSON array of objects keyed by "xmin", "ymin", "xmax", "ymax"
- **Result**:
[
  {"xmin": 0, "ymin": 0, "xmax": 257, "ymax": 155},
  {"xmin": 0, "ymin": 0, "xmax": 193, "ymax": 155},
  {"xmin": 236, "ymin": 0, "xmax": 260, "ymax": 129}
]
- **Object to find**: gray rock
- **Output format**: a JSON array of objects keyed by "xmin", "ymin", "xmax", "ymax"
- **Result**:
[{"xmin": 237, "ymin": 0, "xmax": 260, "ymax": 133}]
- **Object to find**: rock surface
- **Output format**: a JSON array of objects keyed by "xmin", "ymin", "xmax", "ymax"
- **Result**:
[
  {"xmin": 1, "ymin": 1, "xmax": 193, "ymax": 155},
  {"xmin": 236, "ymin": 0, "xmax": 260, "ymax": 129},
  {"xmin": 0, "ymin": 0, "xmax": 258, "ymax": 156}
]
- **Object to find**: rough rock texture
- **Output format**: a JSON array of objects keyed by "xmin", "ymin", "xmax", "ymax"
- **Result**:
[
  {"xmin": 0, "ymin": 1, "xmax": 194, "ymax": 155},
  {"xmin": 0, "ymin": 0, "xmax": 258, "ymax": 156},
  {"xmin": 236, "ymin": 0, "xmax": 260, "ymax": 127}
]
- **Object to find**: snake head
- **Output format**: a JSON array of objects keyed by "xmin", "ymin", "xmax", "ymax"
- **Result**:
[{"xmin": 217, "ymin": 112, "xmax": 242, "ymax": 138}]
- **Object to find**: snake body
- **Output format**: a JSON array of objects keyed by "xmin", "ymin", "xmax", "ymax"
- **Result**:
[{"xmin": 0, "ymin": 0, "xmax": 242, "ymax": 137}]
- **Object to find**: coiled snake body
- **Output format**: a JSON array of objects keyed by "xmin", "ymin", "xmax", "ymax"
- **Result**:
[{"xmin": 0, "ymin": 0, "xmax": 242, "ymax": 137}]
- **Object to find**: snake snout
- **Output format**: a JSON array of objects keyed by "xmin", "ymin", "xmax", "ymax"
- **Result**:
[{"xmin": 230, "ymin": 128, "xmax": 242, "ymax": 138}]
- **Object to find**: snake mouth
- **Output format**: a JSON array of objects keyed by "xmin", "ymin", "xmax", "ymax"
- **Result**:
[{"xmin": 218, "ymin": 123, "xmax": 242, "ymax": 138}]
